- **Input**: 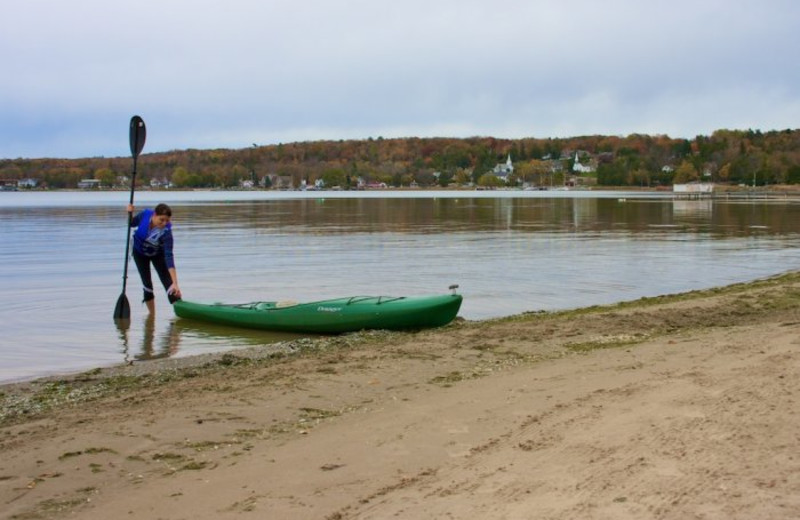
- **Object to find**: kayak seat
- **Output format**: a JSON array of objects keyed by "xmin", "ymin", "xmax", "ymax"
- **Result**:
[{"xmin": 253, "ymin": 301, "xmax": 298, "ymax": 311}]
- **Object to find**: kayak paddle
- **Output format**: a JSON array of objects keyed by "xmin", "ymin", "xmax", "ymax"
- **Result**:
[{"xmin": 113, "ymin": 115, "xmax": 147, "ymax": 321}]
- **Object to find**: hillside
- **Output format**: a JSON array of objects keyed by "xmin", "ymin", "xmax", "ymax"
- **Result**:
[{"xmin": 2, "ymin": 129, "xmax": 800, "ymax": 189}]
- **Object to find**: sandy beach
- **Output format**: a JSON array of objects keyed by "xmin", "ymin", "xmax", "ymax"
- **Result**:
[{"xmin": 2, "ymin": 273, "xmax": 799, "ymax": 519}]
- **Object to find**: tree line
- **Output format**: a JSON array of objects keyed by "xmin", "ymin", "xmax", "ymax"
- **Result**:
[{"xmin": 2, "ymin": 129, "xmax": 799, "ymax": 189}]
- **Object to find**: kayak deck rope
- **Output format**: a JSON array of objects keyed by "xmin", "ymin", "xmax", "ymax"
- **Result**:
[
  {"xmin": 346, "ymin": 296, "xmax": 405, "ymax": 305},
  {"xmin": 216, "ymin": 296, "xmax": 408, "ymax": 309}
]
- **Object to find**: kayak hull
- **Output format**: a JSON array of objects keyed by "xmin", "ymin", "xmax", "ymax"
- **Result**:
[{"xmin": 173, "ymin": 294, "xmax": 463, "ymax": 334}]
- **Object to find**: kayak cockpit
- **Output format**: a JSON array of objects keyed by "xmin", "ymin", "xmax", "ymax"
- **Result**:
[{"xmin": 221, "ymin": 296, "xmax": 408, "ymax": 312}]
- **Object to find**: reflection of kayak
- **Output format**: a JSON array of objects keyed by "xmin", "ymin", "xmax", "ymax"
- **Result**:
[
  {"xmin": 172, "ymin": 319, "xmax": 314, "ymax": 345},
  {"xmin": 173, "ymin": 292, "xmax": 463, "ymax": 334}
]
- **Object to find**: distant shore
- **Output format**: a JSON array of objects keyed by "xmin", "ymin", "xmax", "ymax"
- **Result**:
[
  {"xmin": 5, "ymin": 184, "xmax": 800, "ymax": 205},
  {"xmin": 2, "ymin": 272, "xmax": 799, "ymax": 518},
  {"xmin": 5, "ymin": 183, "xmax": 800, "ymax": 194}
]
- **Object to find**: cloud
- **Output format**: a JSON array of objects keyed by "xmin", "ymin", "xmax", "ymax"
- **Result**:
[{"xmin": 1, "ymin": 0, "xmax": 799, "ymax": 158}]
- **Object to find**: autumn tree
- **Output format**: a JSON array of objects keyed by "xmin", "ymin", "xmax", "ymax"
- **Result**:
[
  {"xmin": 787, "ymin": 165, "xmax": 800, "ymax": 184},
  {"xmin": 477, "ymin": 173, "xmax": 503, "ymax": 188},
  {"xmin": 717, "ymin": 163, "xmax": 731, "ymax": 182},
  {"xmin": 597, "ymin": 162, "xmax": 626, "ymax": 186},
  {"xmin": 513, "ymin": 161, "xmax": 536, "ymax": 185},
  {"xmin": 452, "ymin": 169, "xmax": 472, "ymax": 186},
  {"xmin": 171, "ymin": 166, "xmax": 191, "ymax": 188},
  {"xmin": 631, "ymin": 168, "xmax": 651, "ymax": 187},
  {"xmin": 414, "ymin": 170, "xmax": 437, "ymax": 187},
  {"xmin": 321, "ymin": 168, "xmax": 347, "ymax": 188},
  {"xmin": 95, "ymin": 167, "xmax": 116, "ymax": 187},
  {"xmin": 673, "ymin": 160, "xmax": 699, "ymax": 184}
]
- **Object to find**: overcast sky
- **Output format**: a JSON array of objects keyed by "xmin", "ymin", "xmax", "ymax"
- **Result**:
[{"xmin": 2, "ymin": 0, "xmax": 799, "ymax": 159}]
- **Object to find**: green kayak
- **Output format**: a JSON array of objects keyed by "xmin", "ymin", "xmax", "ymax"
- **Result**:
[{"xmin": 173, "ymin": 292, "xmax": 463, "ymax": 334}]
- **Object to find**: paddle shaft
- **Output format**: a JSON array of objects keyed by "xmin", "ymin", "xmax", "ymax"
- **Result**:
[{"xmin": 119, "ymin": 157, "xmax": 138, "ymax": 294}]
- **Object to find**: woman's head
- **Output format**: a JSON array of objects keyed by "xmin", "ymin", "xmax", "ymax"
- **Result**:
[{"xmin": 152, "ymin": 203, "xmax": 173, "ymax": 228}]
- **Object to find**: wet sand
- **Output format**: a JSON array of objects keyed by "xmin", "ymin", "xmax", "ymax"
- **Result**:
[{"xmin": 2, "ymin": 273, "xmax": 799, "ymax": 519}]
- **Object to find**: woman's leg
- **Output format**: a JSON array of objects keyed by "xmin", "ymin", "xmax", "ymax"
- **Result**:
[
  {"xmin": 152, "ymin": 254, "xmax": 180, "ymax": 304},
  {"xmin": 132, "ymin": 251, "xmax": 156, "ymax": 313}
]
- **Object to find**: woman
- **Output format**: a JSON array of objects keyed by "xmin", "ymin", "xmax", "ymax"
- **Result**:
[{"xmin": 127, "ymin": 203, "xmax": 182, "ymax": 312}]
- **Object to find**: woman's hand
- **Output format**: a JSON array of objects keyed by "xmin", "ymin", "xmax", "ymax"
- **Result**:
[
  {"xmin": 127, "ymin": 204, "xmax": 134, "ymax": 213},
  {"xmin": 169, "ymin": 284, "xmax": 182, "ymax": 299}
]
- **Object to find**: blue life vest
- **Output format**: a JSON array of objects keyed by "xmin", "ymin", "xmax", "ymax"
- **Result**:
[{"xmin": 132, "ymin": 209, "xmax": 175, "ymax": 267}]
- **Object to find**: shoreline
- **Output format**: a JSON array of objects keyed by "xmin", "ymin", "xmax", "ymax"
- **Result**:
[
  {"xmin": 1, "ymin": 266, "xmax": 797, "ymax": 389},
  {"xmin": 0, "ymin": 269, "xmax": 785, "ymax": 393},
  {"xmin": 2, "ymin": 273, "xmax": 800, "ymax": 518}
]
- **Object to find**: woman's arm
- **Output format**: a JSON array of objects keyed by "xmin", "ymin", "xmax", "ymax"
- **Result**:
[
  {"xmin": 128, "ymin": 204, "xmax": 142, "ymax": 227},
  {"xmin": 162, "ymin": 230, "xmax": 181, "ymax": 299},
  {"xmin": 168, "ymin": 267, "xmax": 182, "ymax": 299}
]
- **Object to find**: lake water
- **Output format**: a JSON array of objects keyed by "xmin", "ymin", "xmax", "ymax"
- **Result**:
[{"xmin": 2, "ymin": 189, "xmax": 800, "ymax": 383}]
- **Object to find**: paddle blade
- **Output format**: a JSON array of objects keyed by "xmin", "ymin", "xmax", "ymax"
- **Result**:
[
  {"xmin": 129, "ymin": 115, "xmax": 146, "ymax": 158},
  {"xmin": 113, "ymin": 294, "xmax": 131, "ymax": 320}
]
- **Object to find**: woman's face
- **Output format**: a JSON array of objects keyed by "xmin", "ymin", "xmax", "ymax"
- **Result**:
[{"xmin": 152, "ymin": 214, "xmax": 171, "ymax": 228}]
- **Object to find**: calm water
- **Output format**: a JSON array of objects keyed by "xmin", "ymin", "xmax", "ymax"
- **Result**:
[{"xmin": 2, "ymin": 190, "xmax": 800, "ymax": 383}]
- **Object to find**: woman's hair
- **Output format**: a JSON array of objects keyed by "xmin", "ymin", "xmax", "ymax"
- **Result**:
[{"xmin": 154, "ymin": 203, "xmax": 172, "ymax": 217}]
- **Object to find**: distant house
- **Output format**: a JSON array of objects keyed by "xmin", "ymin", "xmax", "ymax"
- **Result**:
[
  {"xmin": 491, "ymin": 154, "xmax": 514, "ymax": 181},
  {"xmin": 263, "ymin": 174, "xmax": 293, "ymax": 189},
  {"xmin": 18, "ymin": 178, "xmax": 38, "ymax": 189},
  {"xmin": 77, "ymin": 179, "xmax": 101, "ymax": 189},
  {"xmin": 573, "ymin": 152, "xmax": 595, "ymax": 173},
  {"xmin": 674, "ymin": 182, "xmax": 714, "ymax": 199},
  {"xmin": 150, "ymin": 178, "xmax": 173, "ymax": 189},
  {"xmin": 0, "ymin": 179, "xmax": 18, "ymax": 191}
]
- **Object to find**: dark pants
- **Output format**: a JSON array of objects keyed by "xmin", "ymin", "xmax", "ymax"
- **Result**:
[{"xmin": 133, "ymin": 250, "xmax": 180, "ymax": 304}]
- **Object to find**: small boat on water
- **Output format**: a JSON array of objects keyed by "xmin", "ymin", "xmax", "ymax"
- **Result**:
[{"xmin": 173, "ymin": 287, "xmax": 463, "ymax": 334}]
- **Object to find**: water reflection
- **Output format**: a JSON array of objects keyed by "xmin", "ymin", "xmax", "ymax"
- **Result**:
[
  {"xmin": 115, "ymin": 318, "xmax": 131, "ymax": 362},
  {"xmin": 172, "ymin": 319, "xmax": 312, "ymax": 346},
  {"xmin": 115, "ymin": 311, "xmax": 312, "ymax": 365},
  {"xmin": 137, "ymin": 313, "xmax": 181, "ymax": 361},
  {"xmin": 673, "ymin": 199, "xmax": 713, "ymax": 217},
  {"xmin": 116, "ymin": 313, "xmax": 181, "ymax": 362},
  {"xmin": 172, "ymin": 197, "xmax": 800, "ymax": 237}
]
